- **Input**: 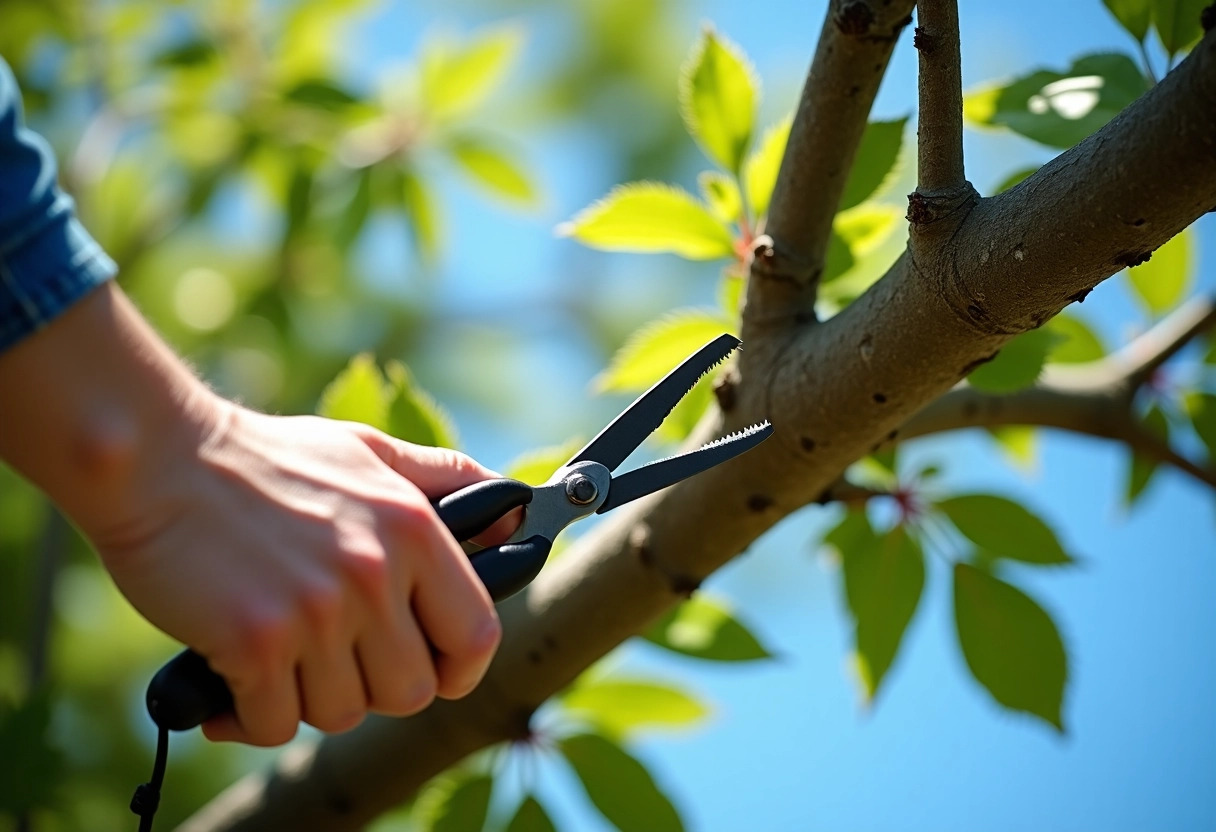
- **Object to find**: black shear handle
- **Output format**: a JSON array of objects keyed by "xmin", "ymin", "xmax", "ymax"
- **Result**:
[{"xmin": 146, "ymin": 478, "xmax": 543, "ymax": 732}]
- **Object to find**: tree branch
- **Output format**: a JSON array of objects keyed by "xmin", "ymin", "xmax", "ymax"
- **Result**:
[
  {"xmin": 899, "ymin": 296, "xmax": 1216, "ymax": 489},
  {"xmin": 913, "ymin": 0, "xmax": 966, "ymax": 193},
  {"xmin": 186, "ymin": 26, "xmax": 1216, "ymax": 832},
  {"xmin": 744, "ymin": 0, "xmax": 915, "ymax": 326}
]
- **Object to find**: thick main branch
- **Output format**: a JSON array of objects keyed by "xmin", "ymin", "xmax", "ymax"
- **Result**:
[{"xmin": 187, "ymin": 24, "xmax": 1216, "ymax": 832}]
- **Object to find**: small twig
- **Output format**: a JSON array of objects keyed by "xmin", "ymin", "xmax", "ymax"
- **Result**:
[
  {"xmin": 816, "ymin": 479, "xmax": 888, "ymax": 505},
  {"xmin": 900, "ymin": 298, "xmax": 1216, "ymax": 490},
  {"xmin": 744, "ymin": 0, "xmax": 916, "ymax": 326},
  {"xmin": 914, "ymin": 0, "xmax": 966, "ymax": 193}
]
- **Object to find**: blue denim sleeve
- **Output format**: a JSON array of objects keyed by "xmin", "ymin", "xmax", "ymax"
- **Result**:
[{"xmin": 0, "ymin": 57, "xmax": 116, "ymax": 353}]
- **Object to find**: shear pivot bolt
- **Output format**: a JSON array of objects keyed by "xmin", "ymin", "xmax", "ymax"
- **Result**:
[{"xmin": 565, "ymin": 474, "xmax": 598, "ymax": 506}]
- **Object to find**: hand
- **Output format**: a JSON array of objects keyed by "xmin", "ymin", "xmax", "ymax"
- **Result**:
[
  {"xmin": 0, "ymin": 284, "xmax": 509, "ymax": 746},
  {"xmin": 95, "ymin": 401, "xmax": 507, "ymax": 745}
]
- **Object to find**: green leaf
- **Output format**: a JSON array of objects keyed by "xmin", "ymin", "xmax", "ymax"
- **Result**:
[
  {"xmin": 1104, "ymin": 0, "xmax": 1153, "ymax": 41},
  {"xmin": 821, "ymin": 231, "xmax": 855, "ymax": 284},
  {"xmin": 839, "ymin": 118, "xmax": 907, "ymax": 211},
  {"xmin": 679, "ymin": 27, "xmax": 758, "ymax": 174},
  {"xmin": 0, "ymin": 690, "xmax": 64, "ymax": 813},
  {"xmin": 840, "ymin": 525, "xmax": 925, "ymax": 700},
  {"xmin": 963, "ymin": 53, "xmax": 1148, "ymax": 149},
  {"xmin": 992, "ymin": 165, "xmax": 1039, "ymax": 194},
  {"xmin": 717, "ymin": 272, "xmax": 744, "ymax": 318},
  {"xmin": 1126, "ymin": 228, "xmax": 1194, "ymax": 316},
  {"xmin": 415, "ymin": 772, "xmax": 493, "ymax": 832},
  {"xmin": 938, "ymin": 494, "xmax": 1072, "ymax": 565},
  {"xmin": 1186, "ymin": 392, "xmax": 1216, "ymax": 462},
  {"xmin": 1153, "ymin": 0, "xmax": 1208, "ymax": 57},
  {"xmin": 698, "ymin": 171, "xmax": 742, "ymax": 224},
  {"xmin": 1046, "ymin": 313, "xmax": 1106, "ymax": 363},
  {"xmin": 505, "ymin": 438, "xmax": 585, "ymax": 486},
  {"xmin": 559, "ymin": 183, "xmax": 735, "ymax": 260},
  {"xmin": 152, "ymin": 38, "xmax": 218, "ymax": 67},
  {"xmin": 653, "ymin": 374, "xmax": 715, "ymax": 444},
  {"xmin": 317, "ymin": 353, "xmax": 390, "ymax": 430},
  {"xmin": 563, "ymin": 678, "xmax": 709, "ymax": 737},
  {"xmin": 822, "ymin": 509, "xmax": 879, "ymax": 563},
  {"xmin": 836, "ymin": 203, "xmax": 903, "ymax": 256},
  {"xmin": 1127, "ymin": 405, "xmax": 1170, "ymax": 505},
  {"xmin": 643, "ymin": 595, "xmax": 772, "ymax": 662},
  {"xmin": 595, "ymin": 309, "xmax": 733, "ymax": 393},
  {"xmin": 743, "ymin": 114, "xmax": 791, "ymax": 219},
  {"xmin": 505, "ymin": 796, "xmax": 557, "ymax": 832},
  {"xmin": 988, "ymin": 426, "xmax": 1039, "ymax": 471},
  {"xmin": 283, "ymin": 77, "xmax": 359, "ymax": 110},
  {"xmin": 448, "ymin": 135, "xmax": 536, "ymax": 205},
  {"xmin": 420, "ymin": 25, "xmax": 524, "ymax": 120},
  {"xmin": 336, "ymin": 166, "xmax": 373, "ymax": 251},
  {"xmin": 402, "ymin": 168, "xmax": 442, "ymax": 262},
  {"xmin": 385, "ymin": 362, "xmax": 459, "ymax": 449},
  {"xmin": 967, "ymin": 329, "xmax": 1064, "ymax": 393},
  {"xmin": 953, "ymin": 564, "xmax": 1067, "ymax": 730},
  {"xmin": 559, "ymin": 733, "xmax": 684, "ymax": 832}
]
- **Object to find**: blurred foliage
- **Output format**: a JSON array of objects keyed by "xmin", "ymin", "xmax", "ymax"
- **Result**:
[{"xmin": 1, "ymin": 0, "xmax": 1215, "ymax": 830}]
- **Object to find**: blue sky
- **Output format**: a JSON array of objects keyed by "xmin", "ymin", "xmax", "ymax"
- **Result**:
[{"xmin": 334, "ymin": 2, "xmax": 1216, "ymax": 829}]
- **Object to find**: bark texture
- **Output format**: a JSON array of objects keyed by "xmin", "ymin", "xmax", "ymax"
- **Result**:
[{"xmin": 185, "ymin": 3, "xmax": 1216, "ymax": 828}]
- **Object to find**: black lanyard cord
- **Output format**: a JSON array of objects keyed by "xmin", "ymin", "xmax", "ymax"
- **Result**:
[{"xmin": 130, "ymin": 723, "xmax": 169, "ymax": 832}]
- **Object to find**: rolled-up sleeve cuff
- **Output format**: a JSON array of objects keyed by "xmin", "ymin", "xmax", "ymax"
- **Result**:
[{"xmin": 0, "ymin": 201, "xmax": 117, "ymax": 352}]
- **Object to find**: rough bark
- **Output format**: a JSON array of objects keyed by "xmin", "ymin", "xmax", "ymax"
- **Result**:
[{"xmin": 184, "ymin": 3, "xmax": 1216, "ymax": 828}]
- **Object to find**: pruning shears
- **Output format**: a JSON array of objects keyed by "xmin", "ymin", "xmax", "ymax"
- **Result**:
[{"xmin": 132, "ymin": 333, "xmax": 771, "ymax": 829}]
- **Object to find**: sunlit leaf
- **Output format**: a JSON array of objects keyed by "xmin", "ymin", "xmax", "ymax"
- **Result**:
[
  {"xmin": 385, "ymin": 362, "xmax": 459, "ymax": 449},
  {"xmin": 1153, "ymin": 0, "xmax": 1208, "ymax": 57},
  {"xmin": 679, "ymin": 27, "xmax": 758, "ymax": 173},
  {"xmin": 559, "ymin": 183, "xmax": 735, "ymax": 260},
  {"xmin": 988, "ymin": 426, "xmax": 1039, "ymax": 471},
  {"xmin": 505, "ymin": 438, "xmax": 585, "ymax": 486},
  {"xmin": 963, "ymin": 53, "xmax": 1148, "ymax": 149},
  {"xmin": 698, "ymin": 171, "xmax": 742, "ymax": 224},
  {"xmin": 822, "ymin": 231, "xmax": 855, "ymax": 285},
  {"xmin": 839, "ymin": 118, "xmax": 907, "ymax": 211},
  {"xmin": 839, "ymin": 525, "xmax": 925, "ymax": 700},
  {"xmin": 717, "ymin": 273, "xmax": 744, "ymax": 318},
  {"xmin": 1046, "ymin": 313, "xmax": 1106, "ymax": 363},
  {"xmin": 643, "ymin": 595, "xmax": 771, "ymax": 662},
  {"xmin": 967, "ymin": 329, "xmax": 1065, "ymax": 393},
  {"xmin": 415, "ymin": 772, "xmax": 493, "ymax": 832},
  {"xmin": 505, "ymin": 796, "xmax": 557, "ymax": 832},
  {"xmin": 953, "ymin": 564, "xmax": 1067, "ymax": 731},
  {"xmin": 317, "ymin": 353, "xmax": 390, "ymax": 430},
  {"xmin": 559, "ymin": 733, "xmax": 684, "ymax": 832},
  {"xmin": 654, "ymin": 375, "xmax": 716, "ymax": 444},
  {"xmin": 1127, "ymin": 404, "xmax": 1169, "ymax": 505},
  {"xmin": 448, "ymin": 135, "xmax": 536, "ymax": 205},
  {"xmin": 1104, "ymin": 0, "xmax": 1153, "ymax": 41},
  {"xmin": 0, "ymin": 690, "xmax": 63, "ymax": 814},
  {"xmin": 1186, "ymin": 392, "xmax": 1216, "ymax": 462},
  {"xmin": 595, "ymin": 309, "xmax": 733, "ymax": 393},
  {"xmin": 743, "ymin": 114, "xmax": 791, "ymax": 219},
  {"xmin": 938, "ymin": 494, "xmax": 1072, "ymax": 565},
  {"xmin": 421, "ymin": 25, "xmax": 524, "ymax": 120},
  {"xmin": 992, "ymin": 165, "xmax": 1039, "ymax": 194},
  {"xmin": 1126, "ymin": 228, "xmax": 1194, "ymax": 316},
  {"xmin": 836, "ymin": 203, "xmax": 902, "ymax": 256},
  {"xmin": 563, "ymin": 678, "xmax": 709, "ymax": 737}
]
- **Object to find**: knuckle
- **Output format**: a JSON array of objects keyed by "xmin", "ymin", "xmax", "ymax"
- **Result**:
[
  {"xmin": 298, "ymin": 581, "xmax": 344, "ymax": 636},
  {"xmin": 234, "ymin": 611, "xmax": 293, "ymax": 670},
  {"xmin": 308, "ymin": 708, "xmax": 366, "ymax": 734},
  {"xmin": 340, "ymin": 546, "xmax": 390, "ymax": 598},
  {"xmin": 383, "ymin": 677, "xmax": 437, "ymax": 717},
  {"xmin": 254, "ymin": 720, "xmax": 299, "ymax": 748}
]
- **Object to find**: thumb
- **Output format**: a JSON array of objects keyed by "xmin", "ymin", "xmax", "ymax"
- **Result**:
[{"xmin": 353, "ymin": 427, "xmax": 497, "ymax": 498}]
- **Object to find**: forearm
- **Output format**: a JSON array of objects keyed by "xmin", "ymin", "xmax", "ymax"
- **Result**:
[{"xmin": 0, "ymin": 281, "xmax": 222, "ymax": 544}]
